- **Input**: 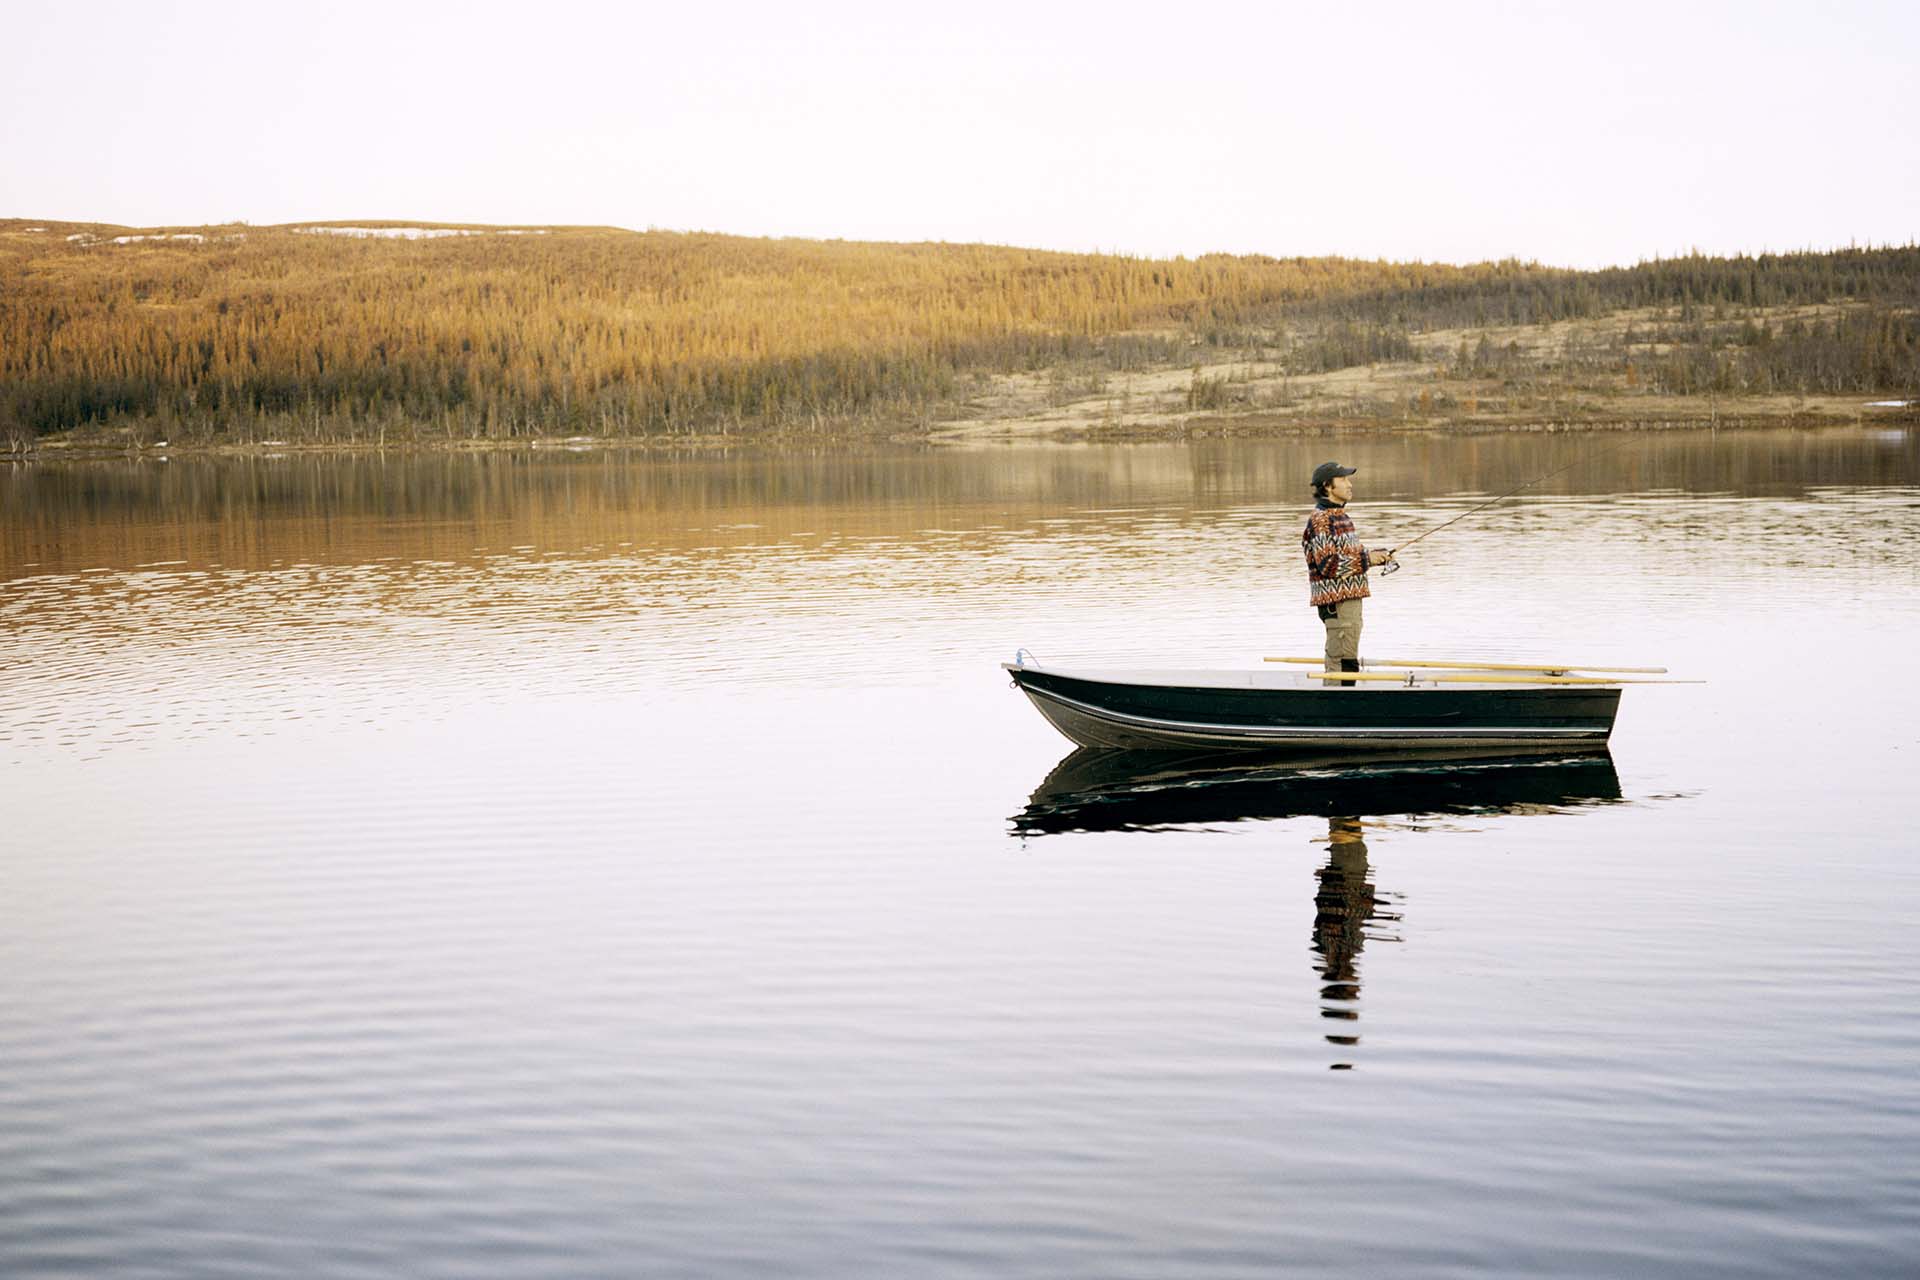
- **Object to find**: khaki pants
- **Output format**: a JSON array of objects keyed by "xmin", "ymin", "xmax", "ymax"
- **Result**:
[{"xmin": 1322, "ymin": 596, "xmax": 1363, "ymax": 670}]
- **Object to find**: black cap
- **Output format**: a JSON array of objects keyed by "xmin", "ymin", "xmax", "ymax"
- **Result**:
[{"xmin": 1311, "ymin": 461, "xmax": 1358, "ymax": 487}]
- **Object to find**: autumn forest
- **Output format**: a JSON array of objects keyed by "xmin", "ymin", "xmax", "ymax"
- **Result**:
[{"xmin": 2, "ymin": 220, "xmax": 1915, "ymax": 447}]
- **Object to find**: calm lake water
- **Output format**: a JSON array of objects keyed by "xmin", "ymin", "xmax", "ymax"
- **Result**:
[{"xmin": 4, "ymin": 427, "xmax": 1920, "ymax": 1277}]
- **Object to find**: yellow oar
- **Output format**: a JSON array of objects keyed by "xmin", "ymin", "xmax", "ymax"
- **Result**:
[
  {"xmin": 1266, "ymin": 656, "xmax": 1669, "ymax": 674},
  {"xmin": 1299, "ymin": 670, "xmax": 1698, "ymax": 685}
]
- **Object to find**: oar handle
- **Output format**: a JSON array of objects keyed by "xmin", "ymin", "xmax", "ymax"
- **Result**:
[
  {"xmin": 1265, "ymin": 657, "xmax": 1671, "ymax": 673},
  {"xmin": 1301, "ymin": 670, "xmax": 1700, "ymax": 685}
]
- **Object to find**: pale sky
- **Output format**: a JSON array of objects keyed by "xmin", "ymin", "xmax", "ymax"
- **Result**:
[{"xmin": 5, "ymin": 0, "xmax": 1915, "ymax": 269}]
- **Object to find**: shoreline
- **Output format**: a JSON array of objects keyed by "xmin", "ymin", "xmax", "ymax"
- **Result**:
[{"xmin": 8, "ymin": 403, "xmax": 1912, "ymax": 463}]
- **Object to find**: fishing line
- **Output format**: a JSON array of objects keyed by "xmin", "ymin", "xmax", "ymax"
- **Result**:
[{"xmin": 1380, "ymin": 436, "xmax": 1638, "ymax": 573}]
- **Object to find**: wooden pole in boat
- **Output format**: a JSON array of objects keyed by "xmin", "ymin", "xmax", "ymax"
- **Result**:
[
  {"xmin": 1265, "ymin": 656, "xmax": 1670, "ymax": 674},
  {"xmin": 1298, "ymin": 670, "xmax": 1700, "ymax": 685}
]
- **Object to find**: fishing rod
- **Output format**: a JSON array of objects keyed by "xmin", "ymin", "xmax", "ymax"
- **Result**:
[{"xmin": 1380, "ymin": 438, "xmax": 1635, "ymax": 574}]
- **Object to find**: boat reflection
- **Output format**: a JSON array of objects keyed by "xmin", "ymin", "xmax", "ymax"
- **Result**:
[
  {"xmin": 1011, "ymin": 747, "xmax": 1625, "ymax": 1069},
  {"xmin": 1011, "ymin": 746, "xmax": 1624, "ymax": 836}
]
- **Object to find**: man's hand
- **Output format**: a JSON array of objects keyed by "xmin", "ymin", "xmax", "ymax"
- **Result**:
[{"xmin": 1369, "ymin": 549, "xmax": 1396, "ymax": 567}]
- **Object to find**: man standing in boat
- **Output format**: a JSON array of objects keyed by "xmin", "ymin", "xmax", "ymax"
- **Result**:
[{"xmin": 1303, "ymin": 462, "xmax": 1393, "ymax": 685}]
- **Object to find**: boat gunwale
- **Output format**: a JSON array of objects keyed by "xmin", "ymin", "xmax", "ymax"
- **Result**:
[{"xmin": 1000, "ymin": 661, "xmax": 1629, "ymax": 694}]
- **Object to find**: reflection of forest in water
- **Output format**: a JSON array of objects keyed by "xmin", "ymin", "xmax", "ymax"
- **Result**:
[
  {"xmin": 6, "ymin": 427, "xmax": 1914, "ymax": 574},
  {"xmin": 1014, "ymin": 748, "xmax": 1625, "ymax": 1069}
]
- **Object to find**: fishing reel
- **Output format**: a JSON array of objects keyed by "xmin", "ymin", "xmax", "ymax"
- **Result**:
[{"xmin": 1379, "ymin": 549, "xmax": 1401, "ymax": 575}]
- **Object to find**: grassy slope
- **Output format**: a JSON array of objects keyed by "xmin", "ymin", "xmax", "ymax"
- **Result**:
[
  {"xmin": 940, "ymin": 304, "xmax": 1918, "ymax": 443},
  {"xmin": 3, "ymin": 219, "xmax": 1915, "ymax": 450}
]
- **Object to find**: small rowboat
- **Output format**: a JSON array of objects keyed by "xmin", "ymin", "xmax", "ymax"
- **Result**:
[{"xmin": 1001, "ymin": 653, "xmax": 1676, "ymax": 752}]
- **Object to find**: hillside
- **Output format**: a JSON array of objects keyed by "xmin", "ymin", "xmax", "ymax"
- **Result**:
[{"xmin": 2, "ymin": 220, "xmax": 1915, "ymax": 448}]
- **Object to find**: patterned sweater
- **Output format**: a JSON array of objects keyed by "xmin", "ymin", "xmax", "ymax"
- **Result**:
[{"xmin": 1302, "ymin": 500, "xmax": 1372, "ymax": 607}]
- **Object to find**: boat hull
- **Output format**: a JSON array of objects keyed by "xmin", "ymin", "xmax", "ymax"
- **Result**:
[{"xmin": 1007, "ymin": 666, "xmax": 1621, "ymax": 752}]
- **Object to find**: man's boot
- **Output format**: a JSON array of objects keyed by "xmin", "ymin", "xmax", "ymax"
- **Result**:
[{"xmin": 1338, "ymin": 658, "xmax": 1360, "ymax": 688}]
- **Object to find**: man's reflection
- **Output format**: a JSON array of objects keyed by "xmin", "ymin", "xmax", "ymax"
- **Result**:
[{"xmin": 1312, "ymin": 817, "xmax": 1401, "ymax": 1069}]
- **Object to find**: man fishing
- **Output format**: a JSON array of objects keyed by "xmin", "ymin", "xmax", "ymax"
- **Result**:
[{"xmin": 1303, "ymin": 461, "xmax": 1394, "ymax": 686}]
